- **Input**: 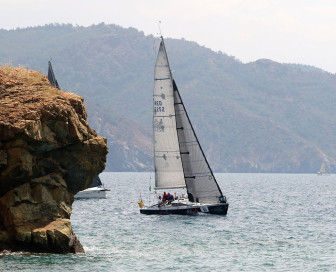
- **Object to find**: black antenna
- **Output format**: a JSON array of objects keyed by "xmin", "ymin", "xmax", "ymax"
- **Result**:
[
  {"xmin": 153, "ymin": 21, "xmax": 163, "ymax": 50},
  {"xmin": 158, "ymin": 21, "xmax": 162, "ymax": 37}
]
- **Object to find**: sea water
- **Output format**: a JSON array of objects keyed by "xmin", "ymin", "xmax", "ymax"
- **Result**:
[{"xmin": 1, "ymin": 172, "xmax": 336, "ymax": 271}]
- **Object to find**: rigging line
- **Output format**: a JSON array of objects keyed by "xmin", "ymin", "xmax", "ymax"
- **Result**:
[{"xmin": 148, "ymin": 172, "xmax": 151, "ymax": 205}]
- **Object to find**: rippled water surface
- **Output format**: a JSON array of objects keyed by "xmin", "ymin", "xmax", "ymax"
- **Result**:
[{"xmin": 1, "ymin": 173, "xmax": 336, "ymax": 271}]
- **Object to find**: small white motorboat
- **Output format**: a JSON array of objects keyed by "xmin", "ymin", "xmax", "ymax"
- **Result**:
[{"xmin": 75, "ymin": 176, "xmax": 109, "ymax": 199}]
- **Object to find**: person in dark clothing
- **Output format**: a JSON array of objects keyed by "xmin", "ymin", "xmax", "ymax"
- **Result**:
[{"xmin": 167, "ymin": 193, "xmax": 174, "ymax": 203}]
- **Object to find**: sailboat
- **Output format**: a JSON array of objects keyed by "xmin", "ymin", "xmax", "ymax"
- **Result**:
[
  {"xmin": 317, "ymin": 161, "xmax": 330, "ymax": 176},
  {"xmin": 74, "ymin": 175, "xmax": 110, "ymax": 199},
  {"xmin": 139, "ymin": 37, "xmax": 229, "ymax": 215},
  {"xmin": 46, "ymin": 61, "xmax": 109, "ymax": 199}
]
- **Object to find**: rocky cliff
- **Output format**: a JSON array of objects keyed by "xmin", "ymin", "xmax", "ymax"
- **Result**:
[{"xmin": 0, "ymin": 66, "xmax": 108, "ymax": 253}]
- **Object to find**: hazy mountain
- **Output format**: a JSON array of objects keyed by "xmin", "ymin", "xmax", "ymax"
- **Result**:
[{"xmin": 1, "ymin": 23, "xmax": 336, "ymax": 173}]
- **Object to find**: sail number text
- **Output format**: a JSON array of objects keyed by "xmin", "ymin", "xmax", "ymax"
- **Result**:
[{"xmin": 154, "ymin": 100, "xmax": 165, "ymax": 114}]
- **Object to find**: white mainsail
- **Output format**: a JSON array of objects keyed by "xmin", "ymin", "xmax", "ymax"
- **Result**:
[{"xmin": 154, "ymin": 39, "xmax": 186, "ymax": 189}]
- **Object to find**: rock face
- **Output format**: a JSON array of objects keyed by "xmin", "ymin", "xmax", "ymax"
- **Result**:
[{"xmin": 0, "ymin": 66, "xmax": 108, "ymax": 253}]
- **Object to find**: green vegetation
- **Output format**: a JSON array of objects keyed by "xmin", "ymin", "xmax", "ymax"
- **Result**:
[{"xmin": 1, "ymin": 23, "xmax": 336, "ymax": 172}]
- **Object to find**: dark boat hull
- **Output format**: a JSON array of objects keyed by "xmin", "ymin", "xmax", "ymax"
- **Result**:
[
  {"xmin": 140, "ymin": 206, "xmax": 198, "ymax": 215},
  {"xmin": 140, "ymin": 202, "xmax": 228, "ymax": 215},
  {"xmin": 197, "ymin": 203, "xmax": 229, "ymax": 215}
]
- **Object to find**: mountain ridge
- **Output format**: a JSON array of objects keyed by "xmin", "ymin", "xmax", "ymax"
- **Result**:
[{"xmin": 1, "ymin": 23, "xmax": 336, "ymax": 173}]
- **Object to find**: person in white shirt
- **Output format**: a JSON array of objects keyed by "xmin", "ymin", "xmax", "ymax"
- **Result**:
[{"xmin": 158, "ymin": 196, "xmax": 163, "ymax": 206}]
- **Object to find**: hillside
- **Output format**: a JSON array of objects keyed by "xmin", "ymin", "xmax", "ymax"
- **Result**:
[{"xmin": 1, "ymin": 23, "xmax": 336, "ymax": 173}]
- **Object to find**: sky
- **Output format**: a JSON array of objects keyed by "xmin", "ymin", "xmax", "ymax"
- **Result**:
[{"xmin": 1, "ymin": 0, "xmax": 336, "ymax": 73}]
